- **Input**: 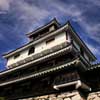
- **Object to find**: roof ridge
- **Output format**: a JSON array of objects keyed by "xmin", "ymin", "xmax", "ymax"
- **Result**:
[
  {"xmin": 92, "ymin": 62, "xmax": 100, "ymax": 66},
  {"xmin": 87, "ymin": 62, "xmax": 100, "ymax": 71},
  {"xmin": 26, "ymin": 18, "xmax": 60, "ymax": 36}
]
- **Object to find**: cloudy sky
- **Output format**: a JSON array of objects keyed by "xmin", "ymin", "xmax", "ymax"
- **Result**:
[{"xmin": 0, "ymin": 0, "xmax": 100, "ymax": 71}]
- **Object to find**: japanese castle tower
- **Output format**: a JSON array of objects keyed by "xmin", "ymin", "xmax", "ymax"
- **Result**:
[{"xmin": 1, "ymin": 18, "xmax": 100, "ymax": 100}]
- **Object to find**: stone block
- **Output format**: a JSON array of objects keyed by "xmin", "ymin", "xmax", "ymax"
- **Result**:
[
  {"xmin": 49, "ymin": 94, "xmax": 56, "ymax": 98},
  {"xmin": 66, "ymin": 91, "xmax": 78, "ymax": 98},
  {"xmin": 49, "ymin": 97, "xmax": 56, "ymax": 100},
  {"xmin": 71, "ymin": 94, "xmax": 82, "ymax": 100},
  {"xmin": 56, "ymin": 97, "xmax": 63, "ymax": 100},
  {"xmin": 64, "ymin": 98, "xmax": 71, "ymax": 100},
  {"xmin": 40, "ymin": 95, "xmax": 49, "ymax": 99},
  {"xmin": 94, "ymin": 97, "xmax": 100, "ymax": 100},
  {"xmin": 57, "ymin": 94, "xmax": 66, "ymax": 98},
  {"xmin": 88, "ymin": 93, "xmax": 97, "ymax": 99}
]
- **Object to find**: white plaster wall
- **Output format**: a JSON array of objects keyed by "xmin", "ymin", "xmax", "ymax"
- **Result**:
[
  {"xmin": 35, "ymin": 32, "xmax": 68, "ymax": 53},
  {"xmin": 35, "ymin": 42, "xmax": 46, "ymax": 54},
  {"xmin": 55, "ymin": 32, "xmax": 70, "ymax": 44},
  {"xmin": 7, "ymin": 49, "xmax": 28, "ymax": 66},
  {"xmin": 7, "ymin": 56, "xmax": 14, "ymax": 67},
  {"xmin": 7, "ymin": 32, "xmax": 70, "ymax": 67},
  {"xmin": 21, "ymin": 49, "xmax": 29, "ymax": 59}
]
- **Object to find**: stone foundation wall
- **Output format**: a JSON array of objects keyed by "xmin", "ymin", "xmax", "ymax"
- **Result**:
[
  {"xmin": 87, "ymin": 92, "xmax": 100, "ymax": 100},
  {"xmin": 20, "ymin": 91, "xmax": 100, "ymax": 100},
  {"xmin": 22, "ymin": 91, "xmax": 85, "ymax": 100}
]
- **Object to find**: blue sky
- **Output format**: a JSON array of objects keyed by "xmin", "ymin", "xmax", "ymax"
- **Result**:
[{"xmin": 0, "ymin": 0, "xmax": 100, "ymax": 71}]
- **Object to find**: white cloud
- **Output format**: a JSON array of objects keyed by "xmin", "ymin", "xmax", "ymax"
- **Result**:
[
  {"xmin": 87, "ymin": 43, "xmax": 100, "ymax": 55},
  {"xmin": 12, "ymin": 0, "xmax": 100, "ymax": 44},
  {"xmin": 86, "ymin": 43, "xmax": 100, "ymax": 62},
  {"xmin": 14, "ymin": 0, "xmax": 83, "ymax": 23},
  {"xmin": 0, "ymin": 0, "xmax": 12, "ymax": 11},
  {"xmin": 17, "ymin": 1, "xmax": 49, "ymax": 21},
  {"xmin": 76, "ymin": 18, "xmax": 100, "ymax": 43},
  {"xmin": 51, "ymin": 1, "xmax": 100, "ymax": 44},
  {"xmin": 0, "ymin": 0, "xmax": 99, "ymax": 46},
  {"xmin": 54, "ymin": 2, "xmax": 82, "ymax": 17},
  {"xmin": 88, "ymin": 0, "xmax": 100, "ymax": 6}
]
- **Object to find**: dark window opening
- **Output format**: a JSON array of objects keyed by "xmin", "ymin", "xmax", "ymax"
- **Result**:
[
  {"xmin": 40, "ymin": 27, "xmax": 49, "ymax": 35},
  {"xmin": 14, "ymin": 53, "xmax": 20, "ymax": 59},
  {"xmin": 54, "ymin": 24, "xmax": 58, "ymax": 30},
  {"xmin": 32, "ymin": 34, "xmax": 39, "ymax": 40},
  {"xmin": 46, "ymin": 37, "xmax": 55, "ymax": 44},
  {"xmin": 28, "ymin": 47, "xmax": 35, "ymax": 55},
  {"xmin": 66, "ymin": 32, "xmax": 68, "ymax": 40},
  {"xmin": 80, "ymin": 47, "xmax": 84, "ymax": 56}
]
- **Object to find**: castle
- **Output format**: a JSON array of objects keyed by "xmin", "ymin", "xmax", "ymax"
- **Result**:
[{"xmin": 0, "ymin": 18, "xmax": 100, "ymax": 100}]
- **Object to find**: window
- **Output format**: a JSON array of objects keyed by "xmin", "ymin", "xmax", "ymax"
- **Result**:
[
  {"xmin": 80, "ymin": 47, "xmax": 84, "ymax": 56},
  {"xmin": 14, "ymin": 53, "xmax": 20, "ymax": 59},
  {"xmin": 28, "ymin": 46, "xmax": 35, "ymax": 55},
  {"xmin": 46, "ymin": 37, "xmax": 55, "ymax": 44},
  {"xmin": 66, "ymin": 32, "xmax": 68, "ymax": 40}
]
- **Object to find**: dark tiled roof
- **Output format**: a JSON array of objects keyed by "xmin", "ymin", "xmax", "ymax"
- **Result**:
[
  {"xmin": 87, "ymin": 63, "xmax": 100, "ymax": 71},
  {"xmin": 26, "ymin": 18, "xmax": 60, "ymax": 36},
  {"xmin": 0, "ymin": 59, "xmax": 79, "ymax": 86}
]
